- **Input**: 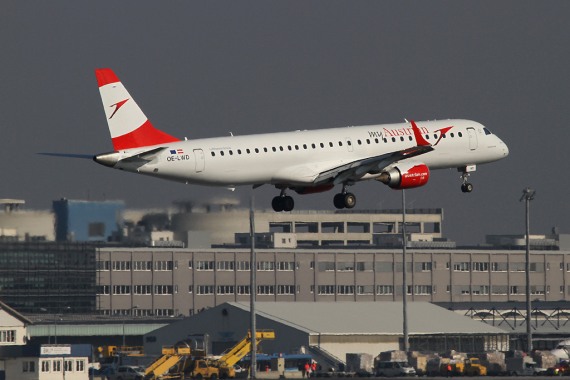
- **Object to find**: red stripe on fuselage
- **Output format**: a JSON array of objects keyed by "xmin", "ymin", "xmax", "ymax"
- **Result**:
[
  {"xmin": 96, "ymin": 68, "xmax": 120, "ymax": 87},
  {"xmin": 111, "ymin": 120, "xmax": 180, "ymax": 150}
]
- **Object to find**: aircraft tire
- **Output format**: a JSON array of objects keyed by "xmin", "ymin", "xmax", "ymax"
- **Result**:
[
  {"xmin": 344, "ymin": 193, "xmax": 356, "ymax": 209},
  {"xmin": 272, "ymin": 196, "xmax": 284, "ymax": 212},
  {"xmin": 283, "ymin": 196, "xmax": 294, "ymax": 212},
  {"xmin": 333, "ymin": 193, "xmax": 345, "ymax": 209}
]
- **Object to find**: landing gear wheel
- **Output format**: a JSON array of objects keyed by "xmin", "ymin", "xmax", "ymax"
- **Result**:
[
  {"xmin": 272, "ymin": 195, "xmax": 294, "ymax": 212},
  {"xmin": 333, "ymin": 193, "xmax": 345, "ymax": 209},
  {"xmin": 461, "ymin": 183, "xmax": 474, "ymax": 193},
  {"xmin": 283, "ymin": 196, "xmax": 294, "ymax": 212},
  {"xmin": 272, "ymin": 196, "xmax": 284, "ymax": 212},
  {"xmin": 343, "ymin": 192, "xmax": 356, "ymax": 209}
]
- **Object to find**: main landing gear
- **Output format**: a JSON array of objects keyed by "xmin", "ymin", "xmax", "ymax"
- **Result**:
[
  {"xmin": 333, "ymin": 185, "xmax": 356, "ymax": 209},
  {"xmin": 272, "ymin": 190, "xmax": 294, "ymax": 212},
  {"xmin": 271, "ymin": 185, "xmax": 357, "ymax": 212}
]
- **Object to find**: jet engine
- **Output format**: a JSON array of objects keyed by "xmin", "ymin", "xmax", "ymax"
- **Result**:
[{"xmin": 377, "ymin": 163, "xmax": 430, "ymax": 189}]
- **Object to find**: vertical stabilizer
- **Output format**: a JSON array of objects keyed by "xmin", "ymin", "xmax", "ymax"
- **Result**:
[{"xmin": 96, "ymin": 68, "xmax": 180, "ymax": 150}]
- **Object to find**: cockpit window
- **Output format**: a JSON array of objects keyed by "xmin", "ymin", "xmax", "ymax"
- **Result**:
[{"xmin": 483, "ymin": 128, "xmax": 492, "ymax": 135}]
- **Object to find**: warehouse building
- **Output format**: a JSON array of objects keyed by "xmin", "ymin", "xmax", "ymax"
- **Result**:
[{"xmin": 143, "ymin": 302, "xmax": 509, "ymax": 362}]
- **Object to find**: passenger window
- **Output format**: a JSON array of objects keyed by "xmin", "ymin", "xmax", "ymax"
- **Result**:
[
  {"xmin": 329, "ymin": 142, "xmax": 333, "ymax": 147},
  {"xmin": 383, "ymin": 138, "xmax": 387, "ymax": 143},
  {"xmin": 229, "ymin": 150, "xmax": 233, "ymax": 155},
  {"xmin": 288, "ymin": 146, "xmax": 292, "ymax": 151},
  {"xmin": 458, "ymin": 132, "xmax": 463, "ymax": 137},
  {"xmin": 311, "ymin": 143, "xmax": 316, "ymax": 149},
  {"xmin": 391, "ymin": 137, "xmax": 396, "ymax": 142},
  {"xmin": 375, "ymin": 138, "xmax": 379, "ymax": 143},
  {"xmin": 347, "ymin": 141, "xmax": 352, "ymax": 146},
  {"xmin": 246, "ymin": 149, "xmax": 251, "ymax": 154},
  {"xmin": 272, "ymin": 147, "xmax": 276, "ymax": 152},
  {"xmin": 221, "ymin": 151, "xmax": 225, "ymax": 156},
  {"xmin": 279, "ymin": 146, "xmax": 284, "ymax": 151},
  {"xmin": 425, "ymin": 135, "xmax": 429, "ymax": 140},
  {"xmin": 433, "ymin": 134, "xmax": 437, "ymax": 139},
  {"xmin": 295, "ymin": 145, "xmax": 299, "ymax": 150},
  {"xmin": 357, "ymin": 140, "xmax": 362, "ymax": 145},
  {"xmin": 408, "ymin": 136, "xmax": 413, "ymax": 141},
  {"xmin": 339, "ymin": 141, "xmax": 343, "ymax": 146},
  {"xmin": 263, "ymin": 148, "xmax": 268, "ymax": 153},
  {"xmin": 303, "ymin": 144, "xmax": 307, "ymax": 149},
  {"xmin": 255, "ymin": 148, "xmax": 259, "ymax": 153},
  {"xmin": 237, "ymin": 149, "xmax": 242, "ymax": 154},
  {"xmin": 320, "ymin": 143, "xmax": 324, "ymax": 148},
  {"xmin": 400, "ymin": 137, "xmax": 404, "ymax": 142},
  {"xmin": 211, "ymin": 152, "xmax": 215, "ymax": 157},
  {"xmin": 450, "ymin": 133, "xmax": 454, "ymax": 138}
]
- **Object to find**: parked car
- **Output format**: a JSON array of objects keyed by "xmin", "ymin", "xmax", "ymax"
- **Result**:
[
  {"xmin": 108, "ymin": 365, "xmax": 145, "ymax": 380},
  {"xmin": 375, "ymin": 361, "xmax": 416, "ymax": 377}
]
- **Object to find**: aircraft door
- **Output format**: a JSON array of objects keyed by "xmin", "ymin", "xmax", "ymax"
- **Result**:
[
  {"xmin": 467, "ymin": 127, "xmax": 478, "ymax": 150},
  {"xmin": 193, "ymin": 149, "xmax": 205, "ymax": 172}
]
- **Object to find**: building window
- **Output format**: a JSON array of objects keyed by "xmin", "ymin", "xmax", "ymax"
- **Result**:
[
  {"xmin": 318, "ymin": 285, "xmax": 335, "ymax": 295},
  {"xmin": 257, "ymin": 285, "xmax": 275, "ymax": 295},
  {"xmin": 155, "ymin": 261, "xmax": 173, "ymax": 271},
  {"xmin": 196, "ymin": 285, "xmax": 214, "ymax": 295},
  {"xmin": 530, "ymin": 286, "xmax": 545, "ymax": 295},
  {"xmin": 112, "ymin": 285, "xmax": 131, "ymax": 295},
  {"xmin": 53, "ymin": 360, "xmax": 62, "ymax": 372},
  {"xmin": 337, "ymin": 285, "xmax": 355, "ymax": 295},
  {"xmin": 472, "ymin": 262, "xmax": 489, "ymax": 272},
  {"xmin": 337, "ymin": 262, "xmax": 354, "ymax": 272},
  {"xmin": 356, "ymin": 262, "xmax": 373, "ymax": 271},
  {"xmin": 257, "ymin": 261, "xmax": 275, "ymax": 271},
  {"xmin": 76, "ymin": 360, "xmax": 85, "ymax": 372},
  {"xmin": 96, "ymin": 260, "xmax": 110, "ymax": 271},
  {"xmin": 134, "ymin": 285, "xmax": 152, "ymax": 295},
  {"xmin": 375, "ymin": 262, "xmax": 393, "ymax": 272},
  {"xmin": 41, "ymin": 360, "xmax": 50, "ymax": 372},
  {"xmin": 491, "ymin": 262, "xmax": 508, "ymax": 272},
  {"xmin": 472, "ymin": 285, "xmax": 489, "ymax": 295},
  {"xmin": 277, "ymin": 261, "xmax": 295, "ymax": 271},
  {"xmin": 236, "ymin": 261, "xmax": 250, "ymax": 271},
  {"xmin": 217, "ymin": 285, "xmax": 235, "ymax": 295},
  {"xmin": 510, "ymin": 286, "xmax": 520, "ymax": 295},
  {"xmin": 416, "ymin": 262, "xmax": 432, "ymax": 272},
  {"xmin": 453, "ymin": 262, "xmax": 470, "ymax": 272},
  {"xmin": 96, "ymin": 285, "xmax": 110, "ymax": 295},
  {"xmin": 112, "ymin": 261, "xmax": 131, "ymax": 271},
  {"xmin": 237, "ymin": 285, "xmax": 250, "ymax": 295},
  {"xmin": 408, "ymin": 285, "xmax": 432, "ymax": 295},
  {"xmin": 196, "ymin": 261, "xmax": 215, "ymax": 271},
  {"xmin": 277, "ymin": 285, "xmax": 296, "ymax": 295},
  {"xmin": 217, "ymin": 261, "xmax": 235, "ymax": 271},
  {"xmin": 154, "ymin": 285, "xmax": 173, "ymax": 295},
  {"xmin": 377, "ymin": 285, "xmax": 393, "ymax": 295},
  {"xmin": 510, "ymin": 263, "xmax": 525, "ymax": 272},
  {"xmin": 357, "ymin": 285, "xmax": 374, "ymax": 295},
  {"xmin": 154, "ymin": 309, "xmax": 174, "ymax": 317},
  {"xmin": 491, "ymin": 285, "xmax": 508, "ymax": 295},
  {"xmin": 318, "ymin": 262, "xmax": 335, "ymax": 272},
  {"xmin": 133, "ymin": 261, "xmax": 152, "ymax": 271},
  {"xmin": 23, "ymin": 361, "xmax": 36, "ymax": 372}
]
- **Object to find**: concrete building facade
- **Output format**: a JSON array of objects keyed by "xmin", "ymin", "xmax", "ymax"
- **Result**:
[{"xmin": 96, "ymin": 247, "xmax": 570, "ymax": 317}]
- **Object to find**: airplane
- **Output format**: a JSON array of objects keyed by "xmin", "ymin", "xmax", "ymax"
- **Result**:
[
  {"xmin": 52, "ymin": 68, "xmax": 509, "ymax": 212},
  {"xmin": 551, "ymin": 339, "xmax": 570, "ymax": 360}
]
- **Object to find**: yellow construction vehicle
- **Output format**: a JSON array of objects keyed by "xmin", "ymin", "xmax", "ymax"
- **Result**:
[
  {"xmin": 463, "ymin": 358, "xmax": 487, "ymax": 376},
  {"xmin": 144, "ymin": 330, "xmax": 275, "ymax": 380}
]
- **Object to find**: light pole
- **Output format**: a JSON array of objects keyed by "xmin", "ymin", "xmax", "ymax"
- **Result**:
[
  {"xmin": 249, "ymin": 195, "xmax": 257, "ymax": 380},
  {"xmin": 402, "ymin": 189, "xmax": 409, "ymax": 353},
  {"xmin": 520, "ymin": 187, "xmax": 535, "ymax": 352},
  {"xmin": 123, "ymin": 306, "xmax": 138, "ymax": 348}
]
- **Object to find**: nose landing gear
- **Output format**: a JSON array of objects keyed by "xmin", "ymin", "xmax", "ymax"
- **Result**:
[{"xmin": 459, "ymin": 166, "xmax": 475, "ymax": 193}]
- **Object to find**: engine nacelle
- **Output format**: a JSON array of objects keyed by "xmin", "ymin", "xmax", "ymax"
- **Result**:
[{"xmin": 377, "ymin": 163, "xmax": 430, "ymax": 189}]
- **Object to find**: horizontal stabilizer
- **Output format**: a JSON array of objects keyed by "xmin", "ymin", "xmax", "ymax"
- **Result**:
[{"xmin": 38, "ymin": 152, "xmax": 94, "ymax": 159}]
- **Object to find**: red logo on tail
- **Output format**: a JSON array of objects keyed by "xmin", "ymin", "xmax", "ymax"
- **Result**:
[{"xmin": 109, "ymin": 99, "xmax": 129, "ymax": 119}]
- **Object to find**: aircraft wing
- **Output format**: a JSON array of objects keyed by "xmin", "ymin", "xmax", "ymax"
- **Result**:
[{"xmin": 313, "ymin": 144, "xmax": 434, "ymax": 185}]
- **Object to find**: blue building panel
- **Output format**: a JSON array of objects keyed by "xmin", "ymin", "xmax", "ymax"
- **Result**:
[{"xmin": 53, "ymin": 199, "xmax": 124, "ymax": 242}]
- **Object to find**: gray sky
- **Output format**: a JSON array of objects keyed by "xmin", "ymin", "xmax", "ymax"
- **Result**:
[{"xmin": 1, "ymin": 1, "xmax": 568, "ymax": 245}]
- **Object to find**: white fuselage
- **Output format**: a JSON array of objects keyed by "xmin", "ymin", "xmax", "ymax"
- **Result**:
[{"xmin": 113, "ymin": 119, "xmax": 507, "ymax": 188}]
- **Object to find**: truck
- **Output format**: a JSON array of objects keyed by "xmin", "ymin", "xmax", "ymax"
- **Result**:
[
  {"xmin": 506, "ymin": 356, "xmax": 545, "ymax": 376},
  {"xmin": 144, "ymin": 330, "xmax": 275, "ymax": 380},
  {"xmin": 440, "ymin": 358, "xmax": 487, "ymax": 376}
]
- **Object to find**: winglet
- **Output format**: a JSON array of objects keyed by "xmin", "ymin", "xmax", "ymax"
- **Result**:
[{"xmin": 410, "ymin": 120, "xmax": 431, "ymax": 147}]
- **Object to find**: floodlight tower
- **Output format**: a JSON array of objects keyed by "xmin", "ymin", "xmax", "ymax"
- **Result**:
[{"xmin": 520, "ymin": 187, "xmax": 535, "ymax": 353}]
